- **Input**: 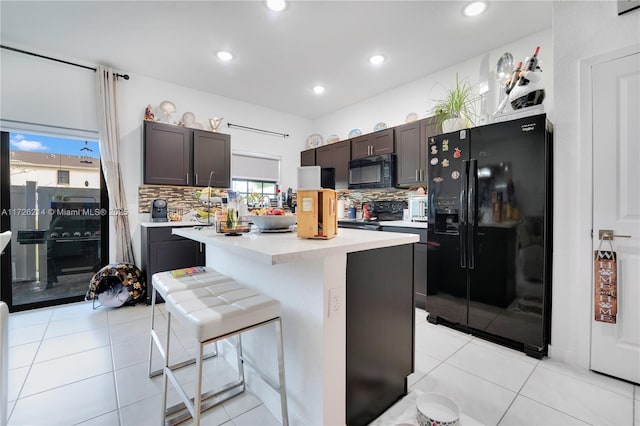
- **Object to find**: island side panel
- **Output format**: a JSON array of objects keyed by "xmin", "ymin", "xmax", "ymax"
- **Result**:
[
  {"xmin": 346, "ymin": 244, "xmax": 414, "ymax": 426},
  {"xmin": 204, "ymin": 245, "xmax": 343, "ymax": 426}
]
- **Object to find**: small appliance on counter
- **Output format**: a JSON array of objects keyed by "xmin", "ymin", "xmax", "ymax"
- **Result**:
[
  {"xmin": 408, "ymin": 195, "xmax": 428, "ymax": 222},
  {"xmin": 151, "ymin": 199, "xmax": 168, "ymax": 222}
]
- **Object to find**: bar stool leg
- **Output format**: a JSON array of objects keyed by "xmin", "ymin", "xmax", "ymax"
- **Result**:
[
  {"xmin": 148, "ymin": 287, "xmax": 158, "ymax": 377},
  {"xmin": 161, "ymin": 311, "xmax": 172, "ymax": 426},
  {"xmin": 275, "ymin": 318, "xmax": 289, "ymax": 426},
  {"xmin": 194, "ymin": 343, "xmax": 204, "ymax": 426},
  {"xmin": 235, "ymin": 335, "xmax": 246, "ymax": 392}
]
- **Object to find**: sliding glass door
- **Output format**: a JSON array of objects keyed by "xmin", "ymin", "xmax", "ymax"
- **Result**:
[{"xmin": 0, "ymin": 131, "xmax": 108, "ymax": 311}]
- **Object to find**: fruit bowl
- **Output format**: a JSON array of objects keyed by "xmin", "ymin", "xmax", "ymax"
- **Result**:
[{"xmin": 250, "ymin": 215, "xmax": 297, "ymax": 230}]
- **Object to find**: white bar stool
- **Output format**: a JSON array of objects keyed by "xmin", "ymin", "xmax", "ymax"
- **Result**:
[
  {"xmin": 148, "ymin": 267, "xmax": 234, "ymax": 377},
  {"xmin": 162, "ymin": 282, "xmax": 289, "ymax": 426}
]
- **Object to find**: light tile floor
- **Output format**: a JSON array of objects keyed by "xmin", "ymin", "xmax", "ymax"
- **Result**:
[{"xmin": 5, "ymin": 302, "xmax": 639, "ymax": 425}]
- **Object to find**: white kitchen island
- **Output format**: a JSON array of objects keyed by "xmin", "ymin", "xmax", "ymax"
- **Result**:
[{"xmin": 172, "ymin": 227, "xmax": 418, "ymax": 426}]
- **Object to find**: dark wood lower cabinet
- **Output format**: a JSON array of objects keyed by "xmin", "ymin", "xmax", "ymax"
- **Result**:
[
  {"xmin": 346, "ymin": 244, "xmax": 414, "ymax": 426},
  {"xmin": 380, "ymin": 226, "xmax": 428, "ymax": 309},
  {"xmin": 140, "ymin": 225, "xmax": 205, "ymax": 304}
]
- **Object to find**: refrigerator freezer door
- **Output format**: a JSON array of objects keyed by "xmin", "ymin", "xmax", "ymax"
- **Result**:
[
  {"xmin": 468, "ymin": 114, "xmax": 550, "ymax": 350},
  {"xmin": 426, "ymin": 130, "xmax": 470, "ymax": 326}
]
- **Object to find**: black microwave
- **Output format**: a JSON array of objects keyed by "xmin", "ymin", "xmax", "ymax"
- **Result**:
[{"xmin": 348, "ymin": 154, "xmax": 395, "ymax": 189}]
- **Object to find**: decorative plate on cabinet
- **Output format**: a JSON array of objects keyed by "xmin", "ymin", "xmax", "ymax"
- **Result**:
[
  {"xmin": 348, "ymin": 128, "xmax": 362, "ymax": 138},
  {"xmin": 306, "ymin": 134, "xmax": 324, "ymax": 148},
  {"xmin": 327, "ymin": 134, "xmax": 340, "ymax": 144},
  {"xmin": 374, "ymin": 122, "xmax": 387, "ymax": 131},
  {"xmin": 405, "ymin": 112, "xmax": 419, "ymax": 123}
]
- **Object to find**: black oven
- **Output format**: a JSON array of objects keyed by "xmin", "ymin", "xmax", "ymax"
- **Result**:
[{"xmin": 348, "ymin": 154, "xmax": 395, "ymax": 189}]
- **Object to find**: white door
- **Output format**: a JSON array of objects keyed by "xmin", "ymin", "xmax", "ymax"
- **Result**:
[{"xmin": 590, "ymin": 50, "xmax": 640, "ymax": 384}]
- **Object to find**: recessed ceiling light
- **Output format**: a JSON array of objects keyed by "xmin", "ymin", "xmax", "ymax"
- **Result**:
[
  {"xmin": 369, "ymin": 55, "xmax": 386, "ymax": 65},
  {"xmin": 266, "ymin": 0, "xmax": 287, "ymax": 12},
  {"xmin": 463, "ymin": 1, "xmax": 487, "ymax": 17},
  {"xmin": 216, "ymin": 51, "xmax": 233, "ymax": 61},
  {"xmin": 313, "ymin": 85, "xmax": 325, "ymax": 95}
]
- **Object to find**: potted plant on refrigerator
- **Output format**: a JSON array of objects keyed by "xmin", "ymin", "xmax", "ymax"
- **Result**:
[{"xmin": 433, "ymin": 72, "xmax": 479, "ymax": 133}]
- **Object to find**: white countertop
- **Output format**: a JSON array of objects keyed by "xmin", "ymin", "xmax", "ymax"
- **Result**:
[
  {"xmin": 140, "ymin": 220, "xmax": 200, "ymax": 228},
  {"xmin": 378, "ymin": 220, "xmax": 429, "ymax": 229},
  {"xmin": 173, "ymin": 227, "xmax": 418, "ymax": 266}
]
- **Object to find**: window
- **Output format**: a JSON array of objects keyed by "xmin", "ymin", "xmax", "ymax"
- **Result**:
[
  {"xmin": 232, "ymin": 179, "xmax": 277, "ymax": 207},
  {"xmin": 231, "ymin": 152, "xmax": 280, "ymax": 206},
  {"xmin": 57, "ymin": 169, "xmax": 70, "ymax": 185}
]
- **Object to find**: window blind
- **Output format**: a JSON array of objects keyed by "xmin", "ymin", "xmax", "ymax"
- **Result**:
[{"xmin": 232, "ymin": 152, "xmax": 280, "ymax": 182}]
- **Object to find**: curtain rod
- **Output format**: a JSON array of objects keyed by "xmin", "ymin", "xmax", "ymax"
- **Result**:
[
  {"xmin": 0, "ymin": 44, "xmax": 130, "ymax": 80},
  {"xmin": 227, "ymin": 122, "xmax": 289, "ymax": 138}
]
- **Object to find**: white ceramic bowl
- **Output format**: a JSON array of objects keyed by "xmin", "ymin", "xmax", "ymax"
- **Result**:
[
  {"xmin": 416, "ymin": 393, "xmax": 459, "ymax": 426},
  {"xmin": 250, "ymin": 215, "xmax": 296, "ymax": 230}
]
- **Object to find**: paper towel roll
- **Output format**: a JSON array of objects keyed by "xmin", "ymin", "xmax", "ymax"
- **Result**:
[{"xmin": 337, "ymin": 199, "xmax": 345, "ymax": 219}]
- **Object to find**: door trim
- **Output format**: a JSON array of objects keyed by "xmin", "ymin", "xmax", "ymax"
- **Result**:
[{"xmin": 580, "ymin": 44, "xmax": 640, "ymax": 370}]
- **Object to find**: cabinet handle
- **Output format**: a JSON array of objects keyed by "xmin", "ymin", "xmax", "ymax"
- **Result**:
[
  {"xmin": 186, "ymin": 174, "xmax": 189, "ymax": 185},
  {"xmin": 415, "ymin": 170, "xmax": 419, "ymax": 181},
  {"xmin": 195, "ymin": 174, "xmax": 198, "ymax": 185}
]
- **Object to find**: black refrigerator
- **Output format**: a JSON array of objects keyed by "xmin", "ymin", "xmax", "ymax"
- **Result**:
[{"xmin": 426, "ymin": 114, "xmax": 553, "ymax": 358}]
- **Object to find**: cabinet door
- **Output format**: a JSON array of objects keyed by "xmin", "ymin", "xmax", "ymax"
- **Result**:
[
  {"xmin": 144, "ymin": 121, "xmax": 190, "ymax": 185},
  {"xmin": 300, "ymin": 149, "xmax": 316, "ymax": 166},
  {"xmin": 371, "ymin": 128, "xmax": 394, "ymax": 155},
  {"xmin": 333, "ymin": 140, "xmax": 351, "ymax": 189},
  {"xmin": 315, "ymin": 145, "xmax": 334, "ymax": 168},
  {"xmin": 420, "ymin": 117, "xmax": 438, "ymax": 181},
  {"xmin": 414, "ymin": 243, "xmax": 428, "ymax": 309},
  {"xmin": 193, "ymin": 130, "xmax": 230, "ymax": 188},
  {"xmin": 351, "ymin": 134, "xmax": 371, "ymax": 159},
  {"xmin": 395, "ymin": 121, "xmax": 421, "ymax": 186}
]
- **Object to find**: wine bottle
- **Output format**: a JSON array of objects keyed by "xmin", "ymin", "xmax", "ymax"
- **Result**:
[
  {"xmin": 517, "ymin": 46, "xmax": 540, "ymax": 86},
  {"xmin": 505, "ymin": 61, "xmax": 523, "ymax": 95},
  {"xmin": 523, "ymin": 46, "xmax": 540, "ymax": 71}
]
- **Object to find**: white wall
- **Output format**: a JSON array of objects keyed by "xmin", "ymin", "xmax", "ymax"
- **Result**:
[
  {"xmin": 312, "ymin": 30, "xmax": 553, "ymax": 139},
  {"xmin": 550, "ymin": 1, "xmax": 640, "ymax": 368}
]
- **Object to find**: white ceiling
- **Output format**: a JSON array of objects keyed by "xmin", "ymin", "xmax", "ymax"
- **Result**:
[{"xmin": 0, "ymin": 1, "xmax": 552, "ymax": 120}]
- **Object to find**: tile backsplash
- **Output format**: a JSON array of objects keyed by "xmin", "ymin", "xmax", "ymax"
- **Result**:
[{"xmin": 139, "ymin": 185, "xmax": 419, "ymax": 214}]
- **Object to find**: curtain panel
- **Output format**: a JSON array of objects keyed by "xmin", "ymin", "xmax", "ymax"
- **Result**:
[{"xmin": 95, "ymin": 66, "xmax": 135, "ymax": 264}]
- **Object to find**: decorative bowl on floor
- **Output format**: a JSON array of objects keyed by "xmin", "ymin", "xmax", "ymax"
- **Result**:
[
  {"xmin": 250, "ymin": 215, "xmax": 296, "ymax": 231},
  {"xmin": 416, "ymin": 393, "xmax": 459, "ymax": 426}
]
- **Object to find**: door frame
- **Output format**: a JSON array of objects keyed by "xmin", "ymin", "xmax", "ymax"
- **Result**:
[
  {"xmin": 580, "ymin": 43, "xmax": 640, "ymax": 371},
  {"xmin": 0, "ymin": 130, "xmax": 109, "ymax": 312}
]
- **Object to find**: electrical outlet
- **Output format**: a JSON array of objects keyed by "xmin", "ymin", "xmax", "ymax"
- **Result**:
[{"xmin": 328, "ymin": 288, "xmax": 342, "ymax": 317}]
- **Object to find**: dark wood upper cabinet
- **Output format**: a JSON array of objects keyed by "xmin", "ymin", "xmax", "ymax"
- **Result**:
[
  {"xmin": 332, "ymin": 140, "xmax": 351, "ymax": 189},
  {"xmin": 351, "ymin": 128, "xmax": 394, "ymax": 159},
  {"xmin": 315, "ymin": 145, "xmax": 333, "ymax": 168},
  {"xmin": 350, "ymin": 134, "xmax": 372, "ymax": 159},
  {"xmin": 316, "ymin": 140, "xmax": 351, "ymax": 189},
  {"xmin": 300, "ymin": 149, "xmax": 316, "ymax": 166},
  {"xmin": 193, "ymin": 130, "xmax": 230, "ymax": 188},
  {"xmin": 396, "ymin": 117, "xmax": 437, "ymax": 187},
  {"xmin": 144, "ymin": 121, "xmax": 231, "ymax": 187},
  {"xmin": 144, "ymin": 121, "xmax": 190, "ymax": 186}
]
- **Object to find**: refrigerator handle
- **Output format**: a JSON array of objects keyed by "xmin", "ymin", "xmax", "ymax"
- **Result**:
[
  {"xmin": 468, "ymin": 159, "xmax": 477, "ymax": 270},
  {"xmin": 460, "ymin": 160, "xmax": 468, "ymax": 268}
]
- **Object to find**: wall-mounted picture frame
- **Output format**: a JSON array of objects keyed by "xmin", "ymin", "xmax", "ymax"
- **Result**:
[{"xmin": 618, "ymin": 0, "xmax": 640, "ymax": 15}]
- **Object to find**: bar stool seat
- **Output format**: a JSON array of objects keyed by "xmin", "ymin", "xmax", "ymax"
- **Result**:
[
  {"xmin": 162, "ymin": 281, "xmax": 288, "ymax": 426},
  {"xmin": 148, "ymin": 267, "xmax": 234, "ymax": 377}
]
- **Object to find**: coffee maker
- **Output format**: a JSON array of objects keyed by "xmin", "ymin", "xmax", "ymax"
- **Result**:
[{"xmin": 151, "ymin": 199, "xmax": 168, "ymax": 222}]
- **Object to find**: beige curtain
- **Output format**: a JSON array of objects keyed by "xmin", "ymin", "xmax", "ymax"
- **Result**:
[{"xmin": 95, "ymin": 66, "xmax": 135, "ymax": 264}]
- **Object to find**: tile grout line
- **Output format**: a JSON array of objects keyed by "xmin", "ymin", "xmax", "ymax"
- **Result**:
[
  {"xmin": 495, "ymin": 359, "xmax": 540, "ymax": 425},
  {"xmin": 6, "ymin": 308, "xmax": 54, "ymax": 424},
  {"xmin": 105, "ymin": 307, "xmax": 125, "ymax": 426}
]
